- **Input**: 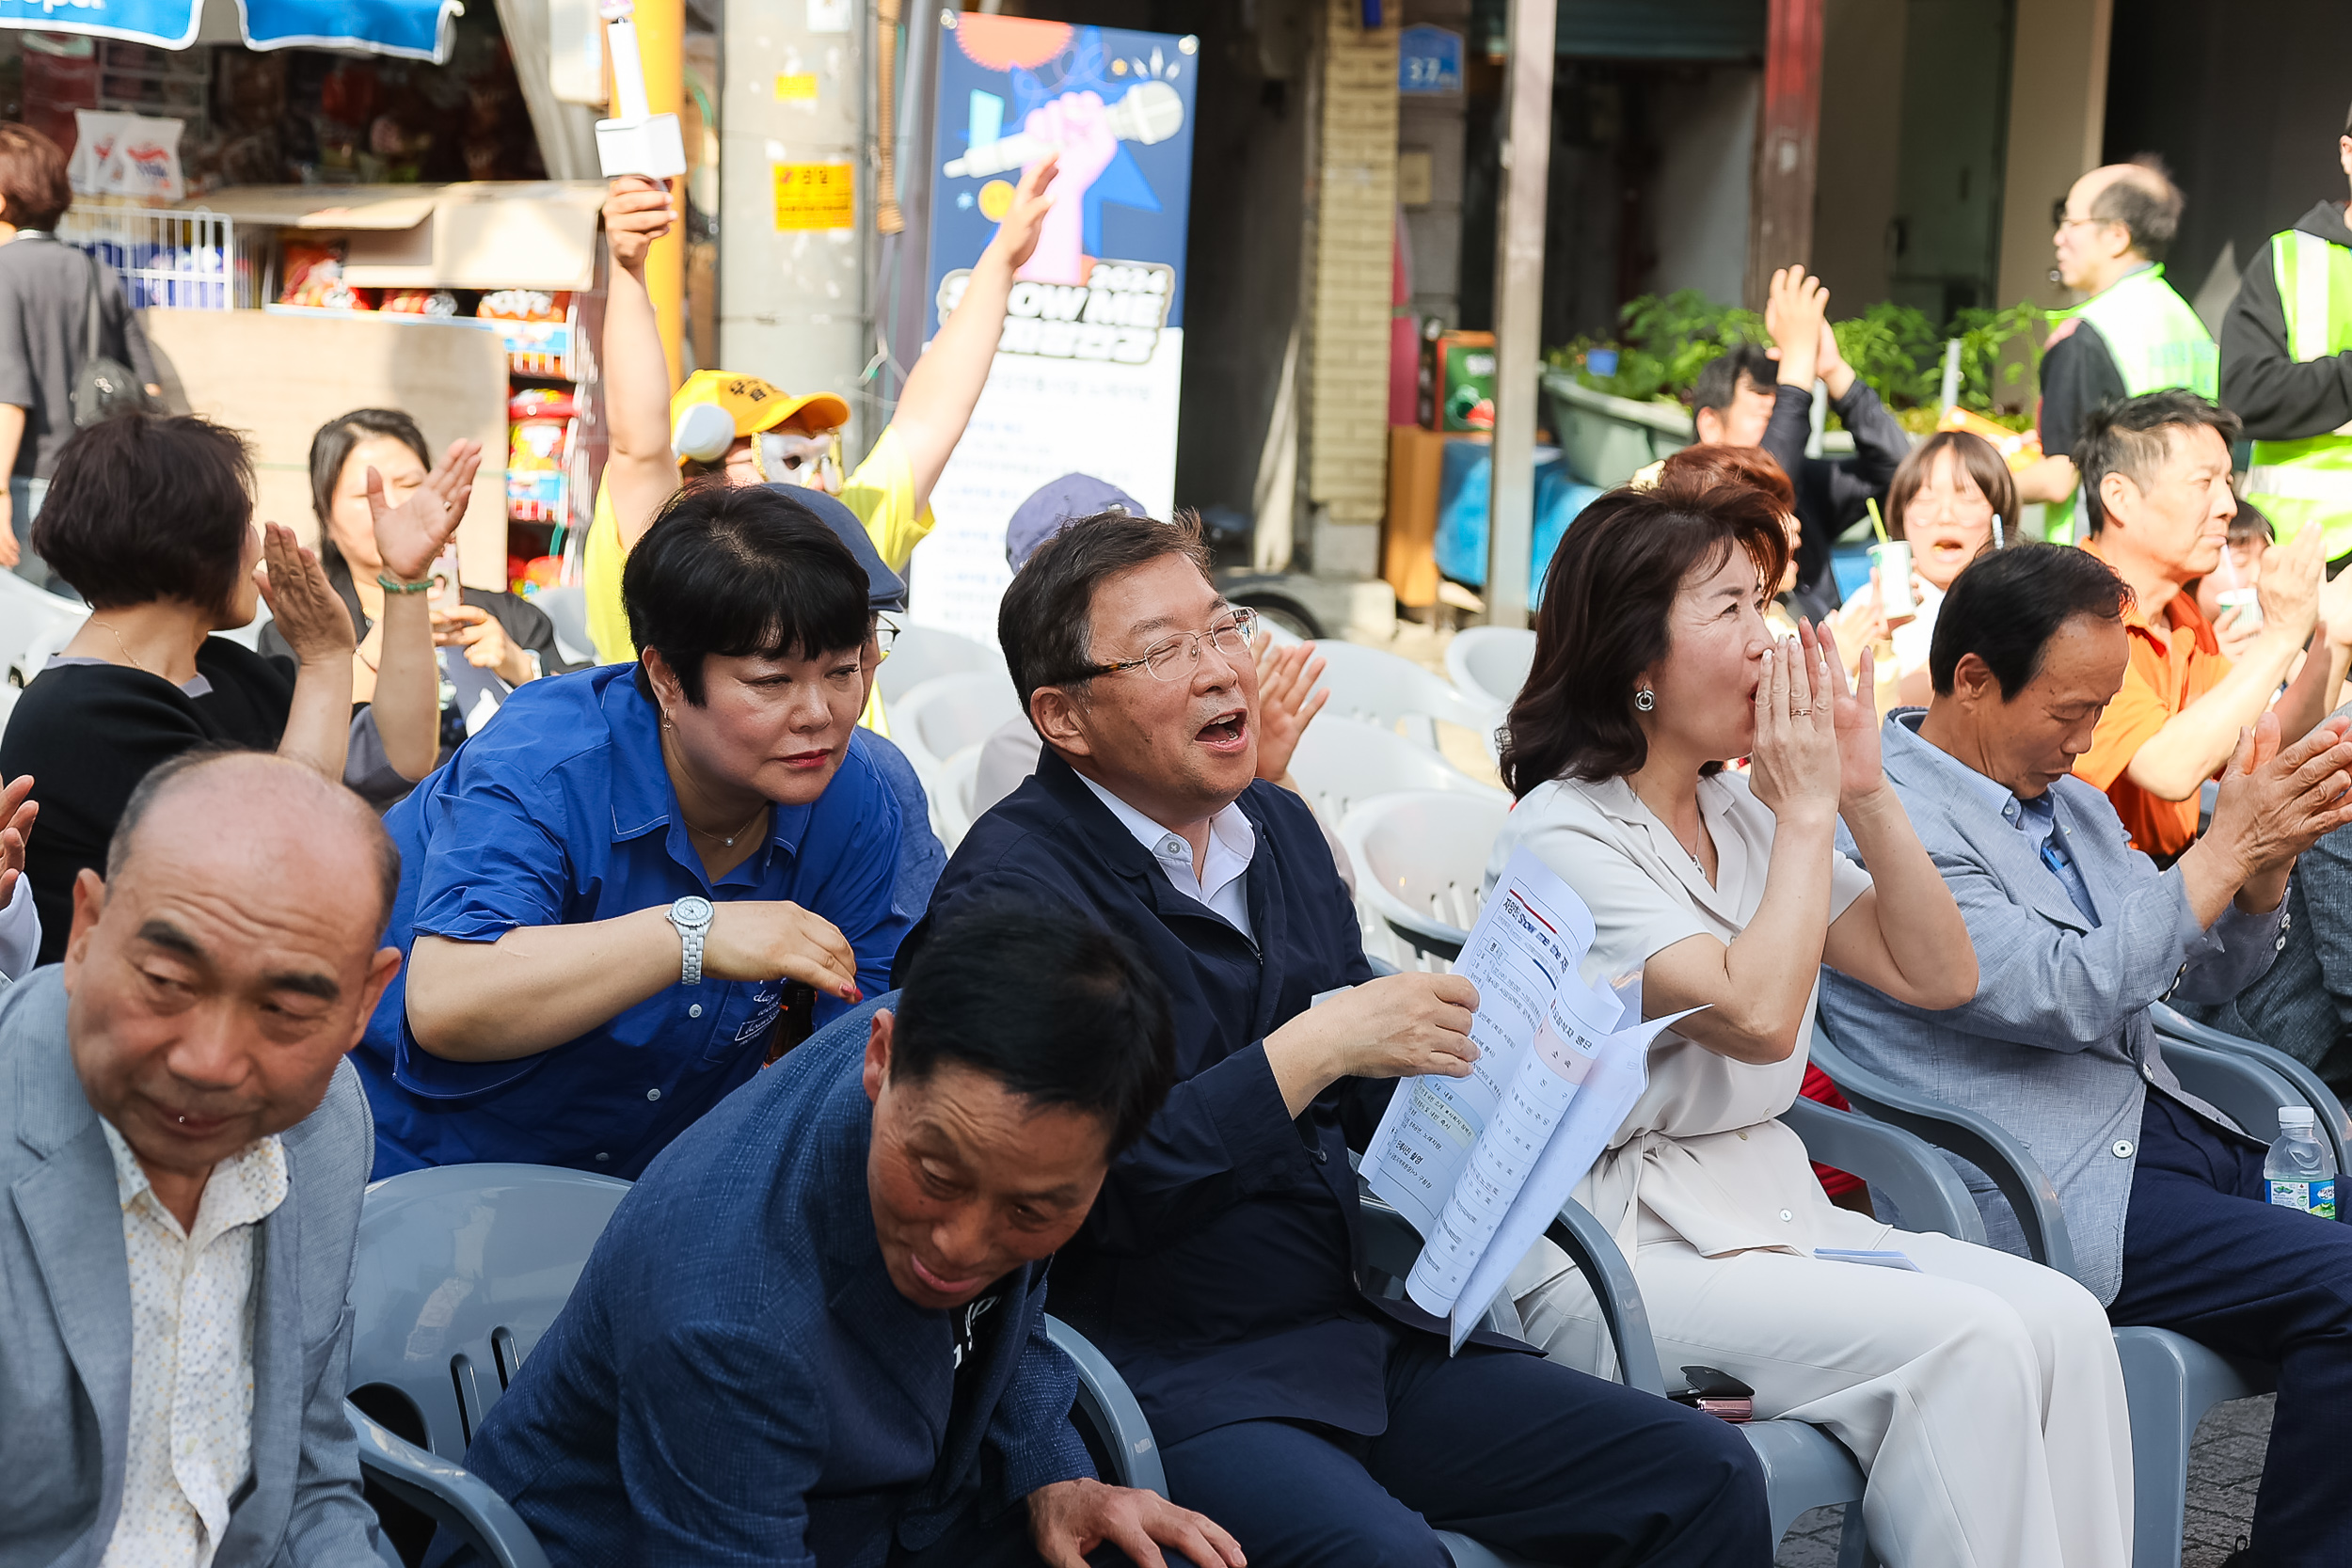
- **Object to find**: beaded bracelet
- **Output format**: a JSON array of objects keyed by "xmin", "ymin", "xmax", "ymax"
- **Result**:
[{"xmin": 378, "ymin": 574, "xmax": 433, "ymax": 594}]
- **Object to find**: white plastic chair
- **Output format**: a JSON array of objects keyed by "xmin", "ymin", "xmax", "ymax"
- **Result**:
[
  {"xmin": 936, "ymin": 744, "xmax": 984, "ymax": 852},
  {"xmin": 890, "ymin": 671, "xmax": 1025, "ymax": 781},
  {"xmin": 0, "ymin": 571, "xmax": 87, "ymax": 687},
  {"xmin": 1309, "ymin": 639, "xmax": 1502, "ymax": 752},
  {"xmin": 879, "ymin": 625, "xmax": 1006, "ymax": 707},
  {"xmin": 1340, "ymin": 790, "xmax": 1513, "ymax": 963},
  {"xmin": 529, "ymin": 585, "xmax": 595, "ymax": 667},
  {"xmin": 1289, "ymin": 715, "xmax": 1504, "ymax": 825},
  {"xmin": 1445, "ymin": 626, "xmax": 1535, "ymax": 717}
]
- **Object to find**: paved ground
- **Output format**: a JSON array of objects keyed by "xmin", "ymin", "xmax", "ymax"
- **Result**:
[{"xmin": 1772, "ymin": 1394, "xmax": 2269, "ymax": 1566}]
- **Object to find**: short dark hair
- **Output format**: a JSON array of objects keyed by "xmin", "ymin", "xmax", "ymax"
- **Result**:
[
  {"xmin": 1928, "ymin": 542, "xmax": 2132, "ymax": 698},
  {"xmin": 1691, "ymin": 345, "xmax": 1777, "ymax": 419},
  {"xmin": 889, "ymin": 902, "xmax": 1176, "ymax": 1154},
  {"xmin": 35, "ymin": 412, "xmax": 255, "ymax": 613},
  {"xmin": 310, "ymin": 407, "xmax": 430, "ymax": 533},
  {"xmin": 1502, "ymin": 477, "xmax": 1790, "ymax": 795},
  {"xmin": 622, "ymin": 479, "xmax": 870, "ymax": 705},
  {"xmin": 109, "ymin": 747, "xmax": 402, "ymax": 925},
  {"xmin": 996, "ymin": 508, "xmax": 1210, "ymax": 728},
  {"xmin": 1887, "ymin": 430, "xmax": 2018, "ymax": 542},
  {"xmin": 2090, "ymin": 156, "xmax": 2185, "ymax": 262},
  {"xmin": 2229, "ymin": 497, "xmax": 2276, "ymax": 548},
  {"xmin": 0, "ymin": 122, "xmax": 72, "ymax": 231},
  {"xmin": 2075, "ymin": 390, "xmax": 2241, "ymax": 535}
]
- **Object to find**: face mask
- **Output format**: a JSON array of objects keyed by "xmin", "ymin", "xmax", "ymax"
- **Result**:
[{"xmin": 755, "ymin": 430, "xmax": 841, "ymax": 489}]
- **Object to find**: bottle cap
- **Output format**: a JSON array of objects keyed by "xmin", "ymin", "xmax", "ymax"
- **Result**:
[{"xmin": 2280, "ymin": 1106, "xmax": 2315, "ymax": 1128}]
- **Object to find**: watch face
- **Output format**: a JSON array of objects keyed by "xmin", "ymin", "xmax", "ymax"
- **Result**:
[{"xmin": 673, "ymin": 895, "xmax": 715, "ymax": 927}]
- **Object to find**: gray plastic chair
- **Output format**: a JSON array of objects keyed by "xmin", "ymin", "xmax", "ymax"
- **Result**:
[
  {"xmin": 346, "ymin": 1400, "xmax": 549, "ymax": 1568},
  {"xmin": 1808, "ymin": 1021, "xmax": 2277, "ymax": 1568},
  {"xmin": 348, "ymin": 1163, "xmax": 633, "ymax": 1459},
  {"xmin": 2152, "ymin": 1001, "xmax": 2352, "ymax": 1187}
]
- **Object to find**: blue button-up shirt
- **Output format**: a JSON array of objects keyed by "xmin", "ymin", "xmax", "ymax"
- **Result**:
[
  {"xmin": 1900, "ymin": 711, "xmax": 2101, "ymax": 926},
  {"xmin": 356, "ymin": 665, "xmax": 907, "ymax": 1179}
]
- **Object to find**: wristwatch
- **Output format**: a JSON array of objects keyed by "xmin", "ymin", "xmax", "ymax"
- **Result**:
[{"xmin": 668, "ymin": 895, "xmax": 715, "ymax": 986}]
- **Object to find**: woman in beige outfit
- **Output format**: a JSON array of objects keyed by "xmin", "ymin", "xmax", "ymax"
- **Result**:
[{"xmin": 1495, "ymin": 477, "xmax": 2134, "ymax": 1568}]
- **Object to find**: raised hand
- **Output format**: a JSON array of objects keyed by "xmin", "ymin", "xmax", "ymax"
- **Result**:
[
  {"xmin": 1250, "ymin": 631, "xmax": 1329, "ymax": 784},
  {"xmin": 371, "ymin": 438, "xmax": 485, "ymax": 584},
  {"xmin": 2255, "ymin": 519, "xmax": 2325, "ymax": 645},
  {"xmin": 2208, "ymin": 711, "xmax": 2352, "ymax": 879},
  {"xmin": 1766, "ymin": 267, "xmax": 1829, "ymax": 387},
  {"xmin": 1745, "ymin": 629, "xmax": 1841, "ymax": 828},
  {"xmin": 254, "ymin": 523, "xmax": 357, "ymax": 664},
  {"xmin": 602, "ymin": 175, "xmax": 675, "ymax": 275},
  {"xmin": 1812, "ymin": 619, "xmax": 1883, "ymax": 806},
  {"xmin": 982, "ymin": 153, "xmax": 1059, "ymax": 277}
]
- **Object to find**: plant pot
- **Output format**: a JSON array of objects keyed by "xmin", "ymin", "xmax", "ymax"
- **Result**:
[{"xmin": 1543, "ymin": 372, "xmax": 1694, "ymax": 489}]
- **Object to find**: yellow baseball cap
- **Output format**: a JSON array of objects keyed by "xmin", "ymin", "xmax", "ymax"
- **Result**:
[{"xmin": 669, "ymin": 371, "xmax": 850, "ymax": 443}]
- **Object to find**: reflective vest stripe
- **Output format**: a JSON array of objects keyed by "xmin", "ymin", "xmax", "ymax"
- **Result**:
[{"xmin": 2246, "ymin": 230, "xmax": 2352, "ymax": 562}]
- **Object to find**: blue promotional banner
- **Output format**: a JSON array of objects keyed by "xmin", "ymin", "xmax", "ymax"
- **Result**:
[
  {"xmin": 1399, "ymin": 24, "xmax": 1462, "ymax": 95},
  {"xmin": 908, "ymin": 13, "xmax": 1199, "ymax": 644},
  {"xmin": 0, "ymin": 0, "xmax": 454, "ymax": 58}
]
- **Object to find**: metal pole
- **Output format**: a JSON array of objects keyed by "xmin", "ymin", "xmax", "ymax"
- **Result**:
[{"xmin": 1483, "ymin": 0, "xmax": 1554, "ymax": 629}]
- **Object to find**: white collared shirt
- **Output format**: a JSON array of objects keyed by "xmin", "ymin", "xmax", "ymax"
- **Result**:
[
  {"xmin": 1075, "ymin": 773, "xmax": 1257, "ymax": 940},
  {"xmin": 99, "ymin": 1120, "xmax": 290, "ymax": 1568}
]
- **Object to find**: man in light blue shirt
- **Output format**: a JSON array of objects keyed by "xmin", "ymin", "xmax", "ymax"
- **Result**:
[{"xmin": 1820, "ymin": 542, "xmax": 2352, "ymax": 1563}]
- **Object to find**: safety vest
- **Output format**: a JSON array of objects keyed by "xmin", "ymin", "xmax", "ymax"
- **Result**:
[
  {"xmin": 2244, "ymin": 230, "xmax": 2352, "ymax": 563},
  {"xmin": 2047, "ymin": 265, "xmax": 2218, "ymax": 544}
]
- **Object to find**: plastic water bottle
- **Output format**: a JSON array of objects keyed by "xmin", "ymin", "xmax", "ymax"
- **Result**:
[{"xmin": 2264, "ymin": 1108, "xmax": 2338, "ymax": 1218}]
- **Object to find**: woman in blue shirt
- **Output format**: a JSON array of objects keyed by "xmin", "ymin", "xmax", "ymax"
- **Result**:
[{"xmin": 357, "ymin": 482, "xmax": 908, "ymax": 1178}]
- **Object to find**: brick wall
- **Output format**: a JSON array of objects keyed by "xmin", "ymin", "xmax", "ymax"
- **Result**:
[{"xmin": 1304, "ymin": 0, "xmax": 1399, "ymax": 570}]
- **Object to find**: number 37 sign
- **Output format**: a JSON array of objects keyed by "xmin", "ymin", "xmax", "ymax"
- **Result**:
[{"xmin": 1399, "ymin": 25, "xmax": 1462, "ymax": 95}]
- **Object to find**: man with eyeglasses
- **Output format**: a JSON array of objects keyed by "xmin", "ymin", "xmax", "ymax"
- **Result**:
[
  {"xmin": 898, "ymin": 509, "xmax": 1771, "ymax": 1567},
  {"xmin": 2017, "ymin": 158, "xmax": 2217, "ymax": 545}
]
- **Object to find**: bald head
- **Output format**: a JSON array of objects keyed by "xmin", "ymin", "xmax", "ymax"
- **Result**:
[
  {"xmin": 2078, "ymin": 159, "xmax": 2183, "ymax": 262},
  {"xmin": 107, "ymin": 750, "xmax": 400, "ymax": 928},
  {"xmin": 68, "ymin": 749, "xmax": 405, "ymax": 1201}
]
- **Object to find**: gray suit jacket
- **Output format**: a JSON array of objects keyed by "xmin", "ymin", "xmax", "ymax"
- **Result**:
[
  {"xmin": 0, "ymin": 968, "xmax": 382, "ymax": 1568},
  {"xmin": 1818, "ymin": 711, "xmax": 2282, "ymax": 1304}
]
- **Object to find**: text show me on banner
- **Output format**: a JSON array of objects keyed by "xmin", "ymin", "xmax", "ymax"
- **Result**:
[
  {"xmin": 908, "ymin": 13, "xmax": 1200, "ymax": 645},
  {"xmin": 1367, "ymin": 848, "xmax": 1700, "ymax": 1352}
]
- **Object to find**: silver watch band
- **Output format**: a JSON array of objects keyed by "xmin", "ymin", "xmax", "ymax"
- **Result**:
[{"xmin": 679, "ymin": 925, "xmax": 705, "ymax": 986}]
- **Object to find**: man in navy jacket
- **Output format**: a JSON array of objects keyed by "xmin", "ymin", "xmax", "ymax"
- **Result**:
[
  {"xmin": 905, "ymin": 511, "xmax": 1770, "ymax": 1567},
  {"xmin": 447, "ymin": 909, "xmax": 1243, "ymax": 1568}
]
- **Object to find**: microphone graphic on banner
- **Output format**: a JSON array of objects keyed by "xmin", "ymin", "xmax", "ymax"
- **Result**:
[{"xmin": 943, "ymin": 81, "xmax": 1185, "ymax": 180}]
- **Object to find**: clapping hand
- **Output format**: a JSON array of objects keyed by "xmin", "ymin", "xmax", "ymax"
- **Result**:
[
  {"xmin": 2208, "ymin": 711, "xmax": 2352, "ymax": 879},
  {"xmin": 1814, "ymin": 620, "xmax": 1883, "ymax": 806},
  {"xmin": 371, "ymin": 439, "xmax": 484, "ymax": 585},
  {"xmin": 1745, "ymin": 624, "xmax": 1844, "ymax": 829},
  {"xmin": 1250, "ymin": 630, "xmax": 1330, "ymax": 784},
  {"xmin": 254, "ymin": 523, "xmax": 356, "ymax": 664},
  {"xmin": 0, "ymin": 774, "xmax": 37, "ymax": 908},
  {"xmin": 2256, "ymin": 520, "xmax": 2326, "ymax": 646}
]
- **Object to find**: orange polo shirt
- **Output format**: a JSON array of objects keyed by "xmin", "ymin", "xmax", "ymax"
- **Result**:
[{"xmin": 2072, "ymin": 538, "xmax": 2231, "ymax": 860}]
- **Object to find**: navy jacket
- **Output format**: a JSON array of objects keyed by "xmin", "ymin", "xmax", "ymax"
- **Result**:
[
  {"xmin": 905, "ymin": 751, "xmax": 1508, "ymax": 1448},
  {"xmin": 449, "ymin": 1000, "xmax": 1092, "ymax": 1567}
]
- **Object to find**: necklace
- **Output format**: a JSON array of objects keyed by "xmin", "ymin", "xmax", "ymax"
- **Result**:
[
  {"xmin": 684, "ymin": 801, "xmax": 768, "ymax": 847},
  {"xmin": 90, "ymin": 619, "xmax": 154, "ymax": 676},
  {"xmin": 1671, "ymin": 830, "xmax": 1704, "ymax": 867}
]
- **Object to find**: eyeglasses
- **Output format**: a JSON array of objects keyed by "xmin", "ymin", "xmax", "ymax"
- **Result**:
[
  {"xmin": 870, "ymin": 613, "xmax": 900, "ymax": 658},
  {"xmin": 2050, "ymin": 198, "xmax": 2114, "ymax": 230},
  {"xmin": 1081, "ymin": 606, "xmax": 1258, "ymax": 681}
]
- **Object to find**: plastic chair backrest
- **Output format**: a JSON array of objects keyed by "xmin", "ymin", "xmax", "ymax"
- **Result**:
[
  {"xmin": 878, "ymin": 625, "xmax": 1006, "ymax": 706},
  {"xmin": 1805, "ymin": 1017, "xmax": 2079, "ymax": 1277},
  {"xmin": 348, "ymin": 1164, "xmax": 631, "ymax": 1460},
  {"xmin": 890, "ymin": 671, "xmax": 1025, "ymax": 774},
  {"xmin": 14, "ymin": 615, "xmax": 83, "ymax": 685},
  {"xmin": 2152, "ymin": 1001, "xmax": 2350, "ymax": 1184},
  {"xmin": 938, "ymin": 744, "xmax": 983, "ymax": 851},
  {"xmin": 1340, "ymin": 789, "xmax": 1512, "ymax": 960},
  {"xmin": 1307, "ymin": 640, "xmax": 1500, "ymax": 750},
  {"xmin": 528, "ymin": 586, "xmax": 593, "ymax": 668},
  {"xmin": 1444, "ymin": 626, "xmax": 1535, "ymax": 715},
  {"xmin": 1290, "ymin": 715, "xmax": 1504, "ymax": 830},
  {"xmin": 0, "ymin": 567, "xmax": 85, "ymax": 673},
  {"xmin": 2157, "ymin": 1037, "xmax": 2298, "ymax": 1147}
]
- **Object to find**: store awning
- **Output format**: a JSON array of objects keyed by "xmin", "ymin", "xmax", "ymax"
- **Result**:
[
  {"xmin": 0, "ymin": 0, "xmax": 462, "ymax": 61},
  {"xmin": 195, "ymin": 182, "xmax": 606, "ymax": 292}
]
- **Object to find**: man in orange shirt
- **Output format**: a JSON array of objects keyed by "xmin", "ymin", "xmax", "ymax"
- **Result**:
[{"xmin": 2072, "ymin": 390, "xmax": 2352, "ymax": 861}]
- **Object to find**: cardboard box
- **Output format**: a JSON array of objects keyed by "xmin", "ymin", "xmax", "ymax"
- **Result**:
[
  {"xmin": 142, "ymin": 308, "xmax": 513, "ymax": 590},
  {"xmin": 1422, "ymin": 330, "xmax": 1496, "ymax": 433}
]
